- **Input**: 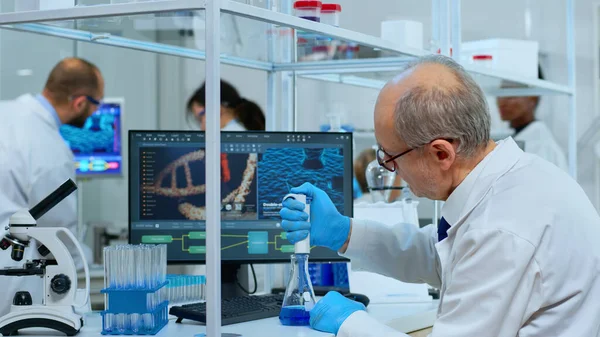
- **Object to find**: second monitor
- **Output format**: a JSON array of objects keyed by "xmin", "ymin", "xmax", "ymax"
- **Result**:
[
  {"xmin": 60, "ymin": 99, "xmax": 123, "ymax": 176},
  {"xmin": 128, "ymin": 131, "xmax": 353, "ymax": 264}
]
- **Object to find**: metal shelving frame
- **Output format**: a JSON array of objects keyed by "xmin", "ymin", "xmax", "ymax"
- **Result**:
[{"xmin": 0, "ymin": 0, "xmax": 576, "ymax": 334}]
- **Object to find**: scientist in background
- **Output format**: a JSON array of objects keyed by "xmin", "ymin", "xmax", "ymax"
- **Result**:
[
  {"xmin": 496, "ymin": 65, "xmax": 568, "ymax": 171},
  {"xmin": 280, "ymin": 55, "xmax": 600, "ymax": 336},
  {"xmin": 0, "ymin": 57, "xmax": 104, "ymax": 317},
  {"xmin": 187, "ymin": 79, "xmax": 265, "ymax": 131}
]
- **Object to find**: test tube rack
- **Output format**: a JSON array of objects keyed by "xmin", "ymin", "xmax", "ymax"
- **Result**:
[{"xmin": 100, "ymin": 281, "xmax": 169, "ymax": 335}]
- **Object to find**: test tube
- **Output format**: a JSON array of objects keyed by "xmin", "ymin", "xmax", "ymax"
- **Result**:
[
  {"xmin": 158, "ymin": 245, "xmax": 167, "ymax": 284},
  {"xmin": 183, "ymin": 276, "xmax": 187, "ymax": 303},
  {"xmin": 112, "ymin": 246, "xmax": 119, "ymax": 289},
  {"xmin": 173, "ymin": 276, "xmax": 181, "ymax": 304},
  {"xmin": 202, "ymin": 275, "xmax": 206, "ymax": 301},
  {"xmin": 103, "ymin": 313, "xmax": 114, "ymax": 333},
  {"xmin": 103, "ymin": 247, "xmax": 110, "ymax": 289},
  {"xmin": 116, "ymin": 313, "xmax": 126, "ymax": 334},
  {"xmin": 143, "ymin": 312, "xmax": 153, "ymax": 332},
  {"xmin": 145, "ymin": 246, "xmax": 152, "ymax": 289},
  {"xmin": 198, "ymin": 276, "xmax": 202, "ymax": 301},
  {"xmin": 130, "ymin": 313, "xmax": 140, "ymax": 334},
  {"xmin": 159, "ymin": 246, "xmax": 164, "ymax": 283},
  {"xmin": 128, "ymin": 246, "xmax": 135, "ymax": 289},
  {"xmin": 121, "ymin": 245, "xmax": 126, "ymax": 289}
]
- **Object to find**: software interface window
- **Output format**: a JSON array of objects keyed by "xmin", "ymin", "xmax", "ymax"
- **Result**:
[
  {"xmin": 60, "ymin": 102, "xmax": 122, "ymax": 176},
  {"xmin": 129, "ymin": 131, "xmax": 353, "ymax": 263}
]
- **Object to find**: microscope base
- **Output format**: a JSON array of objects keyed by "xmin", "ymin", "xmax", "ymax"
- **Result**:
[{"xmin": 0, "ymin": 306, "xmax": 82, "ymax": 336}]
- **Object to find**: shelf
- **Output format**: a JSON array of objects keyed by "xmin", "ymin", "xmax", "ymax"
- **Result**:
[
  {"xmin": 2, "ymin": 22, "xmax": 273, "ymax": 71},
  {"xmin": 294, "ymin": 59, "xmax": 573, "ymax": 96},
  {"xmin": 0, "ymin": 0, "xmax": 573, "ymax": 97},
  {"xmin": 0, "ymin": 0, "xmax": 202, "ymax": 22}
]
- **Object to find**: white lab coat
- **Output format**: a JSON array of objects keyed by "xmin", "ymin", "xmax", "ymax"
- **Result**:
[
  {"xmin": 0, "ymin": 94, "xmax": 81, "ymax": 317},
  {"xmin": 338, "ymin": 137, "xmax": 600, "ymax": 337},
  {"xmin": 222, "ymin": 119, "xmax": 246, "ymax": 131},
  {"xmin": 515, "ymin": 121, "xmax": 568, "ymax": 172}
]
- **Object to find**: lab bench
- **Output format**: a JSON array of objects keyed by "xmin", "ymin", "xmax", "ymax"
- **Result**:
[{"xmin": 16, "ymin": 300, "xmax": 437, "ymax": 337}]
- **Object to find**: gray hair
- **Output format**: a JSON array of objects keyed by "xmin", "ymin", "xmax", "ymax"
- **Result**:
[{"xmin": 394, "ymin": 55, "xmax": 490, "ymax": 158}]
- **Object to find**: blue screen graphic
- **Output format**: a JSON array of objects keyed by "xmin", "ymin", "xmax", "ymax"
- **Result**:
[{"xmin": 60, "ymin": 102, "xmax": 122, "ymax": 176}]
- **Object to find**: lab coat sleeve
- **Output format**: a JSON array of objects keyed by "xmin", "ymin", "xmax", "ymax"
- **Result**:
[
  {"xmin": 338, "ymin": 311, "xmax": 410, "ymax": 337},
  {"xmin": 0, "ymin": 146, "xmax": 29, "ymax": 228},
  {"xmin": 342, "ymin": 219, "xmax": 441, "ymax": 288},
  {"xmin": 431, "ymin": 228, "xmax": 542, "ymax": 337}
]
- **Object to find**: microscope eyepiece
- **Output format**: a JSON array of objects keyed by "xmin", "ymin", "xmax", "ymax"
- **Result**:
[
  {"xmin": 0, "ymin": 238, "xmax": 10, "ymax": 250},
  {"xmin": 11, "ymin": 245, "xmax": 24, "ymax": 262}
]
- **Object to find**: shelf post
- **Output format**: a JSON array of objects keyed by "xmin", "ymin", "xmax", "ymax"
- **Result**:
[
  {"xmin": 266, "ymin": 0, "xmax": 277, "ymax": 131},
  {"xmin": 281, "ymin": 0, "xmax": 295, "ymax": 131},
  {"xmin": 439, "ymin": 0, "xmax": 451, "ymax": 57},
  {"xmin": 566, "ymin": 0, "xmax": 577, "ymax": 179},
  {"xmin": 431, "ymin": 0, "xmax": 440, "ymax": 53},
  {"xmin": 450, "ymin": 0, "xmax": 461, "ymax": 61},
  {"xmin": 205, "ymin": 0, "xmax": 222, "ymax": 334}
]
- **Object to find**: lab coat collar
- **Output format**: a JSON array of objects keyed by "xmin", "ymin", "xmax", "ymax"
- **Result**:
[
  {"xmin": 35, "ymin": 94, "xmax": 62, "ymax": 128},
  {"xmin": 441, "ymin": 137, "xmax": 523, "ymax": 229},
  {"xmin": 222, "ymin": 119, "xmax": 246, "ymax": 131}
]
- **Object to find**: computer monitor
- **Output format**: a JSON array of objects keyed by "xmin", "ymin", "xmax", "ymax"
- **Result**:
[
  {"xmin": 60, "ymin": 99, "xmax": 123, "ymax": 176},
  {"xmin": 128, "ymin": 131, "xmax": 353, "ymax": 265}
]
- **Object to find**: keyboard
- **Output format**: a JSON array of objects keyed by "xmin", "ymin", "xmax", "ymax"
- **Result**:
[{"xmin": 170, "ymin": 294, "xmax": 284, "ymax": 326}]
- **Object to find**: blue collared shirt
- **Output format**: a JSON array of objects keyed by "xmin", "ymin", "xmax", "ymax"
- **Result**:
[{"xmin": 35, "ymin": 94, "xmax": 61, "ymax": 128}]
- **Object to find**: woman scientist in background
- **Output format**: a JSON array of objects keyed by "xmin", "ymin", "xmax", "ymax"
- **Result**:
[
  {"xmin": 496, "ymin": 65, "xmax": 568, "ymax": 171},
  {"xmin": 187, "ymin": 79, "xmax": 266, "ymax": 131}
]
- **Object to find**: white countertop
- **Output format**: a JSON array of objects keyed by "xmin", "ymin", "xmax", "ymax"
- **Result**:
[{"xmin": 9, "ymin": 301, "xmax": 438, "ymax": 337}]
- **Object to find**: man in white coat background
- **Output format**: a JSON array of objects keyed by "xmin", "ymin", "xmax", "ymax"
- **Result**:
[
  {"xmin": 280, "ymin": 55, "xmax": 600, "ymax": 336},
  {"xmin": 496, "ymin": 65, "xmax": 568, "ymax": 172},
  {"xmin": 0, "ymin": 57, "xmax": 104, "ymax": 316}
]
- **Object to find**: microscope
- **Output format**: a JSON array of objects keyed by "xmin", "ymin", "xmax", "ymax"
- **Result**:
[{"xmin": 0, "ymin": 179, "xmax": 90, "ymax": 336}]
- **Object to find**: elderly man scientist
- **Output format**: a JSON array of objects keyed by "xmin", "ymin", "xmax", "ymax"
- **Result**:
[{"xmin": 280, "ymin": 55, "xmax": 600, "ymax": 337}]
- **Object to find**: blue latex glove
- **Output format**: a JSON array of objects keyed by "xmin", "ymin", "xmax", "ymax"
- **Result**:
[
  {"xmin": 280, "ymin": 183, "xmax": 351, "ymax": 251},
  {"xmin": 310, "ymin": 291, "xmax": 366, "ymax": 335}
]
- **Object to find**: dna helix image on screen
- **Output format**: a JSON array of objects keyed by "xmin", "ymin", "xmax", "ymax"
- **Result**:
[{"xmin": 140, "ymin": 147, "xmax": 258, "ymax": 221}]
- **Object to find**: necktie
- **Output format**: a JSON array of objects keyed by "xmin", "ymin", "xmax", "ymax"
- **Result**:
[{"xmin": 438, "ymin": 217, "xmax": 451, "ymax": 242}]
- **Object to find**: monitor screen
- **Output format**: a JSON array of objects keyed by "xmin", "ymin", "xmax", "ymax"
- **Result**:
[
  {"xmin": 128, "ymin": 131, "xmax": 353, "ymax": 264},
  {"xmin": 60, "ymin": 101, "xmax": 122, "ymax": 176}
]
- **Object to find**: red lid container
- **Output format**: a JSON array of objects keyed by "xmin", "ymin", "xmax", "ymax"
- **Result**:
[
  {"xmin": 322, "ymin": 4, "xmax": 341, "ymax": 12},
  {"xmin": 294, "ymin": 1, "xmax": 322, "ymax": 9},
  {"xmin": 473, "ymin": 55, "xmax": 493, "ymax": 60}
]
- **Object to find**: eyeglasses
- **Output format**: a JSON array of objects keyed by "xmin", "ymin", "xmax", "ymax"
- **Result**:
[
  {"xmin": 71, "ymin": 95, "xmax": 102, "ymax": 106},
  {"xmin": 377, "ymin": 138, "xmax": 454, "ymax": 173},
  {"xmin": 85, "ymin": 95, "xmax": 101, "ymax": 106},
  {"xmin": 377, "ymin": 147, "xmax": 414, "ymax": 172}
]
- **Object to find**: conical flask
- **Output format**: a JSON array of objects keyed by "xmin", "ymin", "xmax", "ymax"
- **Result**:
[
  {"xmin": 279, "ymin": 193, "xmax": 316, "ymax": 326},
  {"xmin": 366, "ymin": 159, "xmax": 396, "ymax": 203},
  {"xmin": 279, "ymin": 253, "xmax": 316, "ymax": 326}
]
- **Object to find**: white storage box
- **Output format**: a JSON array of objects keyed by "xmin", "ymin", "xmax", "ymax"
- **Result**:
[
  {"xmin": 461, "ymin": 39, "xmax": 539, "ymax": 79},
  {"xmin": 354, "ymin": 200, "xmax": 420, "ymax": 228},
  {"xmin": 380, "ymin": 19, "xmax": 424, "ymax": 51}
]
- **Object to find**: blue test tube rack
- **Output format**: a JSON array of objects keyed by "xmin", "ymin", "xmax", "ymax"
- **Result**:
[{"xmin": 100, "ymin": 281, "xmax": 169, "ymax": 335}]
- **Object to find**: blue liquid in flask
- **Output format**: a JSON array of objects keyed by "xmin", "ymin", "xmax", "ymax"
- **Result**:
[{"xmin": 279, "ymin": 305, "xmax": 310, "ymax": 326}]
